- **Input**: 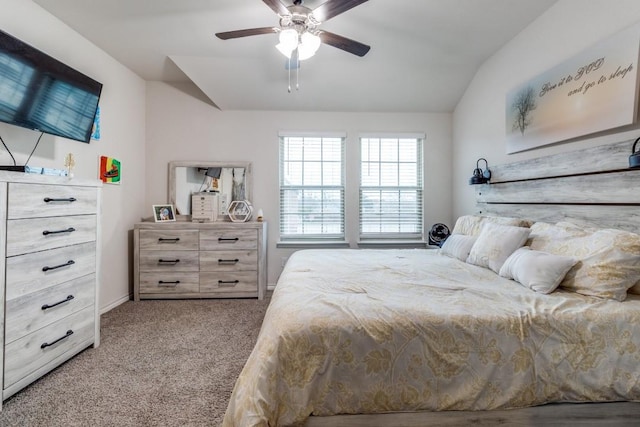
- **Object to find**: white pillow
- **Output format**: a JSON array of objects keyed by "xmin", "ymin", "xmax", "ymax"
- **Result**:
[
  {"xmin": 528, "ymin": 221, "xmax": 640, "ymax": 301},
  {"xmin": 440, "ymin": 235, "xmax": 477, "ymax": 261},
  {"xmin": 466, "ymin": 223, "xmax": 531, "ymax": 273},
  {"xmin": 499, "ymin": 247, "xmax": 578, "ymax": 294},
  {"xmin": 452, "ymin": 215, "xmax": 533, "ymax": 237}
]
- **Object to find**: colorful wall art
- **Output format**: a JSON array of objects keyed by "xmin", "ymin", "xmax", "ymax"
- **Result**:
[
  {"xmin": 99, "ymin": 155, "xmax": 121, "ymax": 184},
  {"xmin": 506, "ymin": 22, "xmax": 640, "ymax": 154}
]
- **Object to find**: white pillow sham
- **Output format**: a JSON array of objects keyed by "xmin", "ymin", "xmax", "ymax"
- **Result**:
[
  {"xmin": 452, "ymin": 215, "xmax": 533, "ymax": 237},
  {"xmin": 466, "ymin": 223, "xmax": 531, "ymax": 273},
  {"xmin": 440, "ymin": 235, "xmax": 477, "ymax": 262},
  {"xmin": 528, "ymin": 221, "xmax": 640, "ymax": 301},
  {"xmin": 499, "ymin": 247, "xmax": 578, "ymax": 294}
]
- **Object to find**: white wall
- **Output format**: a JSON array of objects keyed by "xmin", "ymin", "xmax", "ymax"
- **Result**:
[
  {"xmin": 0, "ymin": 0, "xmax": 147, "ymax": 311},
  {"xmin": 453, "ymin": 0, "xmax": 640, "ymax": 218},
  {"xmin": 146, "ymin": 82, "xmax": 453, "ymax": 285}
]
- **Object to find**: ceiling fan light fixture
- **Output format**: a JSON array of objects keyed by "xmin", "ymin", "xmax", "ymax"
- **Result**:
[
  {"xmin": 298, "ymin": 31, "xmax": 321, "ymax": 60},
  {"xmin": 278, "ymin": 28, "xmax": 298, "ymax": 51},
  {"xmin": 276, "ymin": 42, "xmax": 294, "ymax": 58}
]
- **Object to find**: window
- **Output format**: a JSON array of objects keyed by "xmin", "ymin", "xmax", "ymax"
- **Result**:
[
  {"xmin": 360, "ymin": 135, "xmax": 423, "ymax": 240},
  {"xmin": 279, "ymin": 133, "xmax": 345, "ymax": 241}
]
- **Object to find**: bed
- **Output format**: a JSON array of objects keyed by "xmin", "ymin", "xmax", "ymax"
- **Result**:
[{"xmin": 222, "ymin": 139, "xmax": 640, "ymax": 426}]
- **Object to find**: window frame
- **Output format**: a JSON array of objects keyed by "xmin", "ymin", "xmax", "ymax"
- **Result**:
[
  {"xmin": 358, "ymin": 133, "xmax": 425, "ymax": 242},
  {"xmin": 278, "ymin": 132, "xmax": 347, "ymax": 246}
]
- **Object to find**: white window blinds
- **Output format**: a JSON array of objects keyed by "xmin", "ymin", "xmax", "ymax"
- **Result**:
[
  {"xmin": 360, "ymin": 136, "xmax": 423, "ymax": 239},
  {"xmin": 279, "ymin": 134, "xmax": 345, "ymax": 240}
]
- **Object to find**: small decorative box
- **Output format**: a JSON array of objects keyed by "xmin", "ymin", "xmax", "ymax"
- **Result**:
[{"xmin": 191, "ymin": 192, "xmax": 218, "ymax": 222}]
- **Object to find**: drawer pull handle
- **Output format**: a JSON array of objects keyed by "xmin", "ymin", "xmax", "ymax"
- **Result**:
[
  {"xmin": 218, "ymin": 258, "xmax": 239, "ymax": 264},
  {"xmin": 218, "ymin": 280, "xmax": 239, "ymax": 287},
  {"xmin": 43, "ymin": 227, "xmax": 76, "ymax": 236},
  {"xmin": 158, "ymin": 238, "xmax": 180, "ymax": 243},
  {"xmin": 218, "ymin": 237, "xmax": 239, "ymax": 243},
  {"xmin": 44, "ymin": 197, "xmax": 77, "ymax": 203},
  {"xmin": 42, "ymin": 295, "xmax": 75, "ymax": 310},
  {"xmin": 158, "ymin": 280, "xmax": 180, "ymax": 287},
  {"xmin": 42, "ymin": 260, "xmax": 75, "ymax": 272},
  {"xmin": 158, "ymin": 259, "xmax": 180, "ymax": 264},
  {"xmin": 41, "ymin": 329, "xmax": 74, "ymax": 349}
]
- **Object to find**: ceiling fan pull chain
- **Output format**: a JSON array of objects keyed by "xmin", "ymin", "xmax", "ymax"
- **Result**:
[
  {"xmin": 296, "ymin": 59, "xmax": 300, "ymax": 91},
  {"xmin": 287, "ymin": 56, "xmax": 292, "ymax": 93}
]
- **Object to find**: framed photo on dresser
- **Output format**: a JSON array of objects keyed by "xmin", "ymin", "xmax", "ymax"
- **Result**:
[{"xmin": 152, "ymin": 204, "xmax": 176, "ymax": 222}]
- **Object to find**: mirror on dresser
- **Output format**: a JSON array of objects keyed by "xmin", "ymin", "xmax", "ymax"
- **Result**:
[{"xmin": 168, "ymin": 161, "xmax": 252, "ymax": 218}]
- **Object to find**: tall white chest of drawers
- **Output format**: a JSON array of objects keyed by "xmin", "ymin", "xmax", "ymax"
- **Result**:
[{"xmin": 0, "ymin": 171, "xmax": 101, "ymax": 408}]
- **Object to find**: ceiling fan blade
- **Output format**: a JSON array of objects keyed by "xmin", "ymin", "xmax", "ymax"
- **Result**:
[
  {"xmin": 319, "ymin": 31, "xmax": 370, "ymax": 57},
  {"xmin": 313, "ymin": 0, "xmax": 369, "ymax": 22},
  {"xmin": 216, "ymin": 27, "xmax": 277, "ymax": 40},
  {"xmin": 262, "ymin": 0, "xmax": 290, "ymax": 15}
]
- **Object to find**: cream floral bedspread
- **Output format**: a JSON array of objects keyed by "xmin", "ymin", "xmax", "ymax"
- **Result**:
[{"xmin": 223, "ymin": 249, "xmax": 640, "ymax": 426}]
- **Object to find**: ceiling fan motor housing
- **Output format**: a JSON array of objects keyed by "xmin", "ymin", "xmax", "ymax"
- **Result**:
[{"xmin": 280, "ymin": 4, "xmax": 319, "ymax": 35}]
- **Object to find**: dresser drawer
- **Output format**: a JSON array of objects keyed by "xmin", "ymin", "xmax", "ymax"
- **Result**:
[
  {"xmin": 7, "ymin": 214, "xmax": 97, "ymax": 257},
  {"xmin": 8, "ymin": 183, "xmax": 97, "ymax": 219},
  {"xmin": 5, "ymin": 274, "xmax": 95, "ymax": 344},
  {"xmin": 139, "ymin": 272, "xmax": 199, "ymax": 294},
  {"xmin": 138, "ymin": 250, "xmax": 199, "ymax": 272},
  {"xmin": 200, "ymin": 271, "xmax": 258, "ymax": 294},
  {"xmin": 200, "ymin": 250, "xmax": 257, "ymax": 271},
  {"xmin": 139, "ymin": 229, "xmax": 199, "ymax": 251},
  {"xmin": 4, "ymin": 306, "xmax": 95, "ymax": 389},
  {"xmin": 6, "ymin": 242, "xmax": 96, "ymax": 300},
  {"xmin": 200, "ymin": 228, "xmax": 257, "ymax": 250}
]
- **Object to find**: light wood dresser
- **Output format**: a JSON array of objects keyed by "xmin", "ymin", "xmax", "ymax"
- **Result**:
[
  {"xmin": 0, "ymin": 171, "xmax": 101, "ymax": 407},
  {"xmin": 133, "ymin": 221, "xmax": 267, "ymax": 300}
]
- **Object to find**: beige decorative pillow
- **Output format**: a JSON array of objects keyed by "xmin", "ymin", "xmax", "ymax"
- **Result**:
[
  {"xmin": 466, "ymin": 223, "xmax": 531, "ymax": 273},
  {"xmin": 440, "ymin": 235, "xmax": 477, "ymax": 262},
  {"xmin": 528, "ymin": 222, "xmax": 640, "ymax": 301},
  {"xmin": 452, "ymin": 215, "xmax": 532, "ymax": 237},
  {"xmin": 499, "ymin": 247, "xmax": 578, "ymax": 294}
]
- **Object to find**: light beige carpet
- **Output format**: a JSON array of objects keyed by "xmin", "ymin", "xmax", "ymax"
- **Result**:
[{"xmin": 0, "ymin": 298, "xmax": 270, "ymax": 427}]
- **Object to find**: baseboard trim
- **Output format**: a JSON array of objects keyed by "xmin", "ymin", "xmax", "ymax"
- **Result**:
[{"xmin": 100, "ymin": 295, "xmax": 131, "ymax": 315}]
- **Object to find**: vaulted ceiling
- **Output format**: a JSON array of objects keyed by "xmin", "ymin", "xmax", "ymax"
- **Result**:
[{"xmin": 33, "ymin": 0, "xmax": 557, "ymax": 112}]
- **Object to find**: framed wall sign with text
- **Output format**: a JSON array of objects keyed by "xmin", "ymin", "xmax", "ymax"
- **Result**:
[{"xmin": 506, "ymin": 22, "xmax": 640, "ymax": 154}]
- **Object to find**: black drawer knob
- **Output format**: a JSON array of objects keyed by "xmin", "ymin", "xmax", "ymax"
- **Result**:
[
  {"xmin": 218, "ymin": 280, "xmax": 239, "ymax": 287},
  {"xmin": 44, "ymin": 197, "xmax": 77, "ymax": 203},
  {"xmin": 42, "ymin": 295, "xmax": 75, "ymax": 310},
  {"xmin": 41, "ymin": 329, "xmax": 74, "ymax": 349},
  {"xmin": 43, "ymin": 227, "xmax": 76, "ymax": 236},
  {"xmin": 42, "ymin": 260, "xmax": 75, "ymax": 272},
  {"xmin": 158, "ymin": 238, "xmax": 180, "ymax": 243},
  {"xmin": 158, "ymin": 280, "xmax": 180, "ymax": 287}
]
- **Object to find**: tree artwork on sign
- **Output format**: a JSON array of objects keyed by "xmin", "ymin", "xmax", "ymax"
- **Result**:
[{"xmin": 511, "ymin": 86, "xmax": 537, "ymax": 135}]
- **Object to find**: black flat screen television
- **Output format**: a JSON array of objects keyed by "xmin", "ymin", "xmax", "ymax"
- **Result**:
[{"xmin": 0, "ymin": 29, "xmax": 103, "ymax": 144}]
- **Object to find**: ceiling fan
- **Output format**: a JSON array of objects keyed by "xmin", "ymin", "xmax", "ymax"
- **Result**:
[{"xmin": 215, "ymin": 0, "xmax": 371, "ymax": 59}]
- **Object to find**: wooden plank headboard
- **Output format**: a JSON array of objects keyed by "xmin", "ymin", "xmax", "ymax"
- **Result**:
[{"xmin": 475, "ymin": 138, "xmax": 640, "ymax": 232}]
